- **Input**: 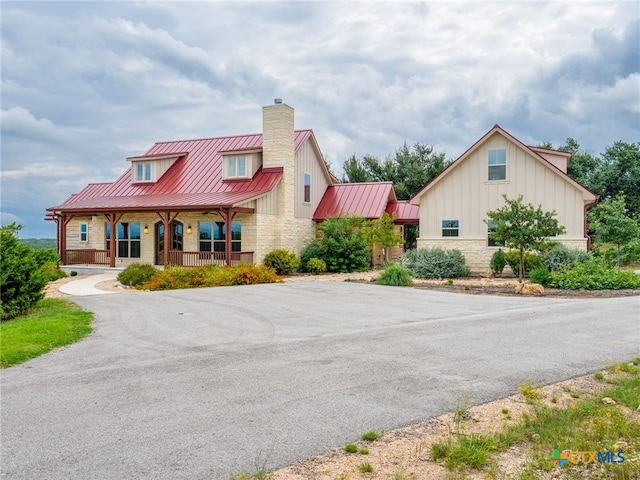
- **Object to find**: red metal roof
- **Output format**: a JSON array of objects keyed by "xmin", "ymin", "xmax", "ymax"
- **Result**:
[
  {"xmin": 386, "ymin": 201, "xmax": 419, "ymax": 224},
  {"xmin": 313, "ymin": 182, "xmax": 397, "ymax": 220},
  {"xmin": 48, "ymin": 131, "xmax": 312, "ymax": 213}
]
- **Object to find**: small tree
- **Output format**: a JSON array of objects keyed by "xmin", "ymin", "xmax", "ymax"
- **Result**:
[
  {"xmin": 0, "ymin": 223, "xmax": 48, "ymax": 320},
  {"xmin": 362, "ymin": 212, "xmax": 403, "ymax": 263},
  {"xmin": 588, "ymin": 194, "xmax": 640, "ymax": 267},
  {"xmin": 485, "ymin": 195, "xmax": 566, "ymax": 281}
]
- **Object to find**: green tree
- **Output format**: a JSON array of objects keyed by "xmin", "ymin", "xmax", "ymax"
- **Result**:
[
  {"xmin": 587, "ymin": 194, "xmax": 640, "ymax": 267},
  {"xmin": 362, "ymin": 212, "xmax": 403, "ymax": 263},
  {"xmin": 1, "ymin": 223, "xmax": 48, "ymax": 320},
  {"xmin": 341, "ymin": 142, "xmax": 448, "ymax": 200},
  {"xmin": 559, "ymin": 138, "xmax": 601, "ymax": 189},
  {"xmin": 485, "ymin": 195, "xmax": 566, "ymax": 280},
  {"xmin": 590, "ymin": 141, "xmax": 640, "ymax": 218}
]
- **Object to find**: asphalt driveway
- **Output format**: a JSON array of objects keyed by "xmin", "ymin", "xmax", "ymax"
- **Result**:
[{"xmin": 2, "ymin": 282, "xmax": 639, "ymax": 479}]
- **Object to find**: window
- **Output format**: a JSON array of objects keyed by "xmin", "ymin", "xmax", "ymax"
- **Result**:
[
  {"xmin": 488, "ymin": 149, "xmax": 506, "ymax": 181},
  {"xmin": 227, "ymin": 156, "xmax": 247, "ymax": 178},
  {"xmin": 199, "ymin": 221, "xmax": 241, "ymax": 252},
  {"xmin": 79, "ymin": 222, "xmax": 88, "ymax": 242},
  {"xmin": 304, "ymin": 173, "xmax": 311, "ymax": 203},
  {"xmin": 106, "ymin": 222, "xmax": 141, "ymax": 258},
  {"xmin": 136, "ymin": 162, "xmax": 152, "ymax": 182},
  {"xmin": 442, "ymin": 220, "xmax": 459, "ymax": 237},
  {"xmin": 487, "ymin": 220, "xmax": 504, "ymax": 246}
]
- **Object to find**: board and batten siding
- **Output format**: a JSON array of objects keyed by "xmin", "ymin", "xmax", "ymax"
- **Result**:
[
  {"xmin": 419, "ymin": 133, "xmax": 588, "ymax": 242},
  {"xmin": 294, "ymin": 138, "xmax": 331, "ymax": 218}
]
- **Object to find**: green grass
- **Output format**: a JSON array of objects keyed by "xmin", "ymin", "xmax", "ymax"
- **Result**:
[
  {"xmin": 0, "ymin": 298, "xmax": 93, "ymax": 368},
  {"xmin": 361, "ymin": 431, "xmax": 379, "ymax": 442}
]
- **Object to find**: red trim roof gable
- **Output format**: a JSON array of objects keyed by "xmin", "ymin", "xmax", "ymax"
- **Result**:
[{"xmin": 313, "ymin": 182, "xmax": 396, "ymax": 220}]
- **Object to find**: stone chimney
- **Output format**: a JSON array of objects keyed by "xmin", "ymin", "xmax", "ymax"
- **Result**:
[{"xmin": 262, "ymin": 100, "xmax": 295, "ymax": 170}]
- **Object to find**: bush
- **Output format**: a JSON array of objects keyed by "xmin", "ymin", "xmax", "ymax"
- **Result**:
[
  {"xmin": 0, "ymin": 224, "xmax": 48, "ymax": 321},
  {"xmin": 300, "ymin": 241, "xmax": 327, "ymax": 272},
  {"xmin": 599, "ymin": 241, "xmax": 640, "ymax": 266},
  {"xmin": 503, "ymin": 250, "xmax": 542, "ymax": 277},
  {"xmin": 529, "ymin": 266, "xmax": 552, "ymax": 286},
  {"xmin": 376, "ymin": 262, "xmax": 413, "ymax": 286},
  {"xmin": 319, "ymin": 216, "xmax": 370, "ymax": 273},
  {"xmin": 140, "ymin": 264, "xmax": 281, "ymax": 291},
  {"xmin": 41, "ymin": 261, "xmax": 67, "ymax": 282},
  {"xmin": 540, "ymin": 244, "xmax": 591, "ymax": 272},
  {"xmin": 263, "ymin": 249, "xmax": 300, "ymax": 275},
  {"xmin": 117, "ymin": 263, "xmax": 158, "ymax": 287},
  {"xmin": 490, "ymin": 249, "xmax": 507, "ymax": 277},
  {"xmin": 306, "ymin": 257, "xmax": 327, "ymax": 275},
  {"xmin": 401, "ymin": 248, "xmax": 470, "ymax": 279},
  {"xmin": 550, "ymin": 258, "xmax": 640, "ymax": 290}
]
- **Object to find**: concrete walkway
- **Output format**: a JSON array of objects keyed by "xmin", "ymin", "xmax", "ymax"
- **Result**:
[{"xmin": 58, "ymin": 273, "xmax": 118, "ymax": 296}]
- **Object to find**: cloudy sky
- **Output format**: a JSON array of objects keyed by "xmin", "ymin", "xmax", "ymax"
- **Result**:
[{"xmin": 2, "ymin": 1, "xmax": 638, "ymax": 238}]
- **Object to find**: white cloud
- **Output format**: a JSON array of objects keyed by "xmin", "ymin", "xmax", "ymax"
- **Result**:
[{"xmin": 1, "ymin": 1, "xmax": 638, "ymax": 237}]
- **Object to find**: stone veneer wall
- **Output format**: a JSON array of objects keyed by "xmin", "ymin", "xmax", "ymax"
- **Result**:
[{"xmin": 416, "ymin": 238, "xmax": 588, "ymax": 273}]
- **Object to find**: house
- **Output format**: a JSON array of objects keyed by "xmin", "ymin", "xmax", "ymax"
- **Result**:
[
  {"xmin": 46, "ymin": 101, "xmax": 418, "ymax": 269},
  {"xmin": 410, "ymin": 124, "xmax": 598, "ymax": 272}
]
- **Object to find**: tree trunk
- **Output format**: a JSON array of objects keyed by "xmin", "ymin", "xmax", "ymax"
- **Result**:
[{"xmin": 519, "ymin": 247, "xmax": 525, "ymax": 281}]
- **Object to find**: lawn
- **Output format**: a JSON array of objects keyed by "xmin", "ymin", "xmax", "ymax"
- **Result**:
[{"xmin": 0, "ymin": 298, "xmax": 93, "ymax": 368}]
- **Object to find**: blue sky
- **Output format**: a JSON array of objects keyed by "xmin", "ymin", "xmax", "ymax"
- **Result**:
[{"xmin": 2, "ymin": 1, "xmax": 639, "ymax": 238}]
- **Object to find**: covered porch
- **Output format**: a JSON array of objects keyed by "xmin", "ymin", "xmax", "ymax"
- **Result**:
[{"xmin": 46, "ymin": 206, "xmax": 255, "ymax": 268}]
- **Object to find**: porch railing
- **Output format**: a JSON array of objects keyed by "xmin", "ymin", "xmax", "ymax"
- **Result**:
[
  {"xmin": 168, "ymin": 251, "xmax": 254, "ymax": 267},
  {"xmin": 65, "ymin": 249, "xmax": 110, "ymax": 265}
]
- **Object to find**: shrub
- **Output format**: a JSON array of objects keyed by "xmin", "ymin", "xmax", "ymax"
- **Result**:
[
  {"xmin": 0, "ymin": 224, "xmax": 48, "ymax": 321},
  {"xmin": 140, "ymin": 264, "xmax": 281, "ymax": 291},
  {"xmin": 345, "ymin": 444, "xmax": 358, "ymax": 453},
  {"xmin": 299, "ymin": 241, "xmax": 326, "ymax": 272},
  {"xmin": 117, "ymin": 263, "xmax": 158, "ymax": 287},
  {"xmin": 401, "ymin": 248, "xmax": 470, "ymax": 279},
  {"xmin": 263, "ymin": 249, "xmax": 300, "ymax": 275},
  {"xmin": 529, "ymin": 265, "xmax": 551, "ymax": 286},
  {"xmin": 376, "ymin": 263, "xmax": 413, "ymax": 286},
  {"xmin": 306, "ymin": 257, "xmax": 327, "ymax": 275},
  {"xmin": 600, "ymin": 241, "xmax": 640, "ymax": 266},
  {"xmin": 490, "ymin": 249, "xmax": 506, "ymax": 276},
  {"xmin": 41, "ymin": 260, "xmax": 67, "ymax": 282},
  {"xmin": 320, "ymin": 216, "xmax": 370, "ymax": 273},
  {"xmin": 540, "ymin": 244, "xmax": 591, "ymax": 272},
  {"xmin": 503, "ymin": 250, "xmax": 542, "ymax": 276},
  {"xmin": 550, "ymin": 258, "xmax": 640, "ymax": 290}
]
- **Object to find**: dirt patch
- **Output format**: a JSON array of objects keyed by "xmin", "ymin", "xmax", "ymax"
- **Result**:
[{"xmin": 269, "ymin": 370, "xmax": 633, "ymax": 480}]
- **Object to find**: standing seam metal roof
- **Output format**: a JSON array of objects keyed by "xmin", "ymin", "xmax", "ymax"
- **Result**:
[{"xmin": 49, "ymin": 131, "xmax": 312, "ymax": 211}]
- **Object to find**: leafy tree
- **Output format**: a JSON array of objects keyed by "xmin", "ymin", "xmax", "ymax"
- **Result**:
[
  {"xmin": 587, "ymin": 194, "xmax": 640, "ymax": 267},
  {"xmin": 559, "ymin": 138, "xmax": 601, "ymax": 189},
  {"xmin": 485, "ymin": 195, "xmax": 566, "ymax": 280},
  {"xmin": 1, "ymin": 223, "xmax": 48, "ymax": 320},
  {"xmin": 341, "ymin": 142, "xmax": 448, "ymax": 200},
  {"xmin": 362, "ymin": 212, "xmax": 403, "ymax": 263},
  {"xmin": 590, "ymin": 141, "xmax": 640, "ymax": 218}
]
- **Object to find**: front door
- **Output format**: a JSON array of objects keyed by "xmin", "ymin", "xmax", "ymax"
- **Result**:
[{"xmin": 155, "ymin": 221, "xmax": 184, "ymax": 265}]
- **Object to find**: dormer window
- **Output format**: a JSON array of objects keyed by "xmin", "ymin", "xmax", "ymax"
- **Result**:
[
  {"xmin": 136, "ymin": 162, "xmax": 152, "ymax": 182},
  {"xmin": 227, "ymin": 155, "xmax": 247, "ymax": 178}
]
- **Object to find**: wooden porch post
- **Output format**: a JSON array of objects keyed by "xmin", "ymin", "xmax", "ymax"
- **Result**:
[
  {"xmin": 156, "ymin": 211, "xmax": 178, "ymax": 265},
  {"xmin": 221, "ymin": 208, "xmax": 236, "ymax": 267},
  {"xmin": 104, "ymin": 213, "xmax": 123, "ymax": 268},
  {"xmin": 60, "ymin": 214, "xmax": 74, "ymax": 265}
]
